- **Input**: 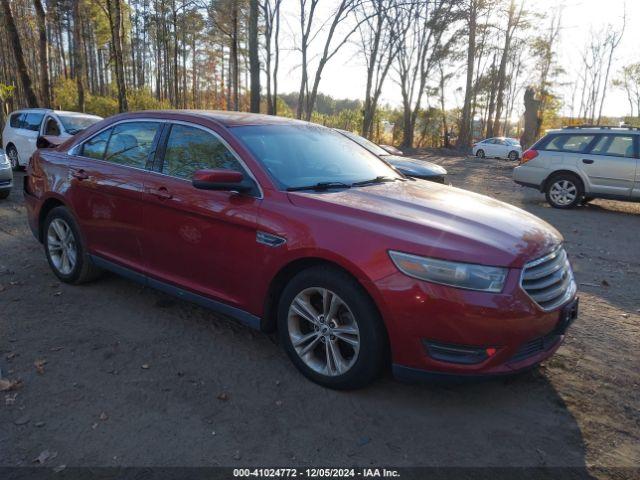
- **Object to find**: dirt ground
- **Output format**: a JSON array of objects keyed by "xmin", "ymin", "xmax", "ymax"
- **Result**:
[{"xmin": 0, "ymin": 153, "xmax": 638, "ymax": 476}]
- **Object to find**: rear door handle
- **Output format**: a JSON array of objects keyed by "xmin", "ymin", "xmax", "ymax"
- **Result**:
[
  {"xmin": 72, "ymin": 169, "xmax": 89, "ymax": 180},
  {"xmin": 147, "ymin": 186, "xmax": 172, "ymax": 200},
  {"xmin": 582, "ymin": 159, "xmax": 594, "ymax": 164}
]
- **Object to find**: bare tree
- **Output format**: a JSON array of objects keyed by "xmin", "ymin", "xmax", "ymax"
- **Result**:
[
  {"xmin": 1, "ymin": 0, "xmax": 39, "ymax": 107},
  {"xmin": 393, "ymin": 0, "xmax": 456, "ymax": 149},
  {"xmin": 248, "ymin": 0, "xmax": 260, "ymax": 112},
  {"xmin": 73, "ymin": 0, "xmax": 86, "ymax": 111},
  {"xmin": 358, "ymin": 0, "xmax": 399, "ymax": 139},
  {"xmin": 33, "ymin": 0, "xmax": 51, "ymax": 108},
  {"xmin": 261, "ymin": 0, "xmax": 283, "ymax": 115}
]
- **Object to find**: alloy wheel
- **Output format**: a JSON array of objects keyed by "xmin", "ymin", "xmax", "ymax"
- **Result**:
[
  {"xmin": 508, "ymin": 151, "xmax": 518, "ymax": 161},
  {"xmin": 47, "ymin": 218, "xmax": 77, "ymax": 275},
  {"xmin": 7, "ymin": 147, "xmax": 19, "ymax": 169},
  {"xmin": 477, "ymin": 149, "xmax": 485, "ymax": 158},
  {"xmin": 549, "ymin": 180, "xmax": 577, "ymax": 206},
  {"xmin": 287, "ymin": 287, "xmax": 360, "ymax": 377}
]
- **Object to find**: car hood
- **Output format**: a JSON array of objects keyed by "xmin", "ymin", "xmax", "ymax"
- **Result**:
[
  {"xmin": 385, "ymin": 156, "xmax": 447, "ymax": 176},
  {"xmin": 287, "ymin": 181, "xmax": 562, "ymax": 268}
]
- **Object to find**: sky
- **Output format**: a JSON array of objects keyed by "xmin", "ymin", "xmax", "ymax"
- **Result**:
[{"xmin": 273, "ymin": 0, "xmax": 636, "ymax": 118}]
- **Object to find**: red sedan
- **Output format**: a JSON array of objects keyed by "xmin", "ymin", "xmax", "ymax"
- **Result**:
[{"xmin": 24, "ymin": 111, "xmax": 578, "ymax": 389}]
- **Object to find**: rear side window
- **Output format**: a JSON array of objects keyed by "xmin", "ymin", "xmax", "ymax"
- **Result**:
[
  {"xmin": 104, "ymin": 122, "xmax": 161, "ymax": 169},
  {"xmin": 9, "ymin": 113, "xmax": 24, "ymax": 128},
  {"xmin": 161, "ymin": 124, "xmax": 242, "ymax": 180},
  {"xmin": 543, "ymin": 134, "xmax": 595, "ymax": 153},
  {"xmin": 23, "ymin": 112, "xmax": 45, "ymax": 132},
  {"xmin": 44, "ymin": 117, "xmax": 61, "ymax": 136},
  {"xmin": 590, "ymin": 135, "xmax": 635, "ymax": 158}
]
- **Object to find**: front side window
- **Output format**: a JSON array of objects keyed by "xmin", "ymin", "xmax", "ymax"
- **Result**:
[
  {"xmin": 544, "ymin": 134, "xmax": 595, "ymax": 153},
  {"xmin": 590, "ymin": 135, "xmax": 635, "ymax": 158},
  {"xmin": 231, "ymin": 124, "xmax": 400, "ymax": 189},
  {"xmin": 162, "ymin": 124, "xmax": 243, "ymax": 180},
  {"xmin": 10, "ymin": 113, "xmax": 24, "ymax": 128},
  {"xmin": 104, "ymin": 122, "xmax": 160, "ymax": 168},
  {"xmin": 23, "ymin": 112, "xmax": 45, "ymax": 132},
  {"xmin": 44, "ymin": 117, "xmax": 61, "ymax": 136},
  {"xmin": 80, "ymin": 128, "xmax": 112, "ymax": 160}
]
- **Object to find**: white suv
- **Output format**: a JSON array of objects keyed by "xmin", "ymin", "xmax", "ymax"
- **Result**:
[
  {"xmin": 2, "ymin": 109, "xmax": 102, "ymax": 170},
  {"xmin": 513, "ymin": 126, "xmax": 640, "ymax": 208}
]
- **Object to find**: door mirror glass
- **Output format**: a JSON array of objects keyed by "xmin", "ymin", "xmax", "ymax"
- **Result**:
[{"xmin": 192, "ymin": 169, "xmax": 251, "ymax": 192}]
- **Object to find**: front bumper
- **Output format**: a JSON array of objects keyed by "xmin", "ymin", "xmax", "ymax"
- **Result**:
[{"xmin": 374, "ymin": 269, "xmax": 577, "ymax": 380}]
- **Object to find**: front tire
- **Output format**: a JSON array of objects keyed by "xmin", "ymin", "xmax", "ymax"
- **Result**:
[
  {"xmin": 476, "ymin": 149, "xmax": 485, "ymax": 159},
  {"xmin": 545, "ymin": 173, "xmax": 584, "ymax": 209},
  {"xmin": 6, "ymin": 145, "xmax": 20, "ymax": 171},
  {"xmin": 43, "ymin": 206, "xmax": 102, "ymax": 284},
  {"xmin": 0, "ymin": 190, "xmax": 9, "ymax": 200},
  {"xmin": 277, "ymin": 266, "xmax": 387, "ymax": 390},
  {"xmin": 508, "ymin": 150, "xmax": 519, "ymax": 161}
]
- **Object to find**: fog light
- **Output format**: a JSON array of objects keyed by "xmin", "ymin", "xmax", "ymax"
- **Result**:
[{"xmin": 423, "ymin": 340, "xmax": 496, "ymax": 365}]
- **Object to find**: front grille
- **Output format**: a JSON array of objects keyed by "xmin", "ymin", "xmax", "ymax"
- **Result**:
[
  {"xmin": 521, "ymin": 247, "xmax": 576, "ymax": 311},
  {"xmin": 0, "ymin": 179, "xmax": 10, "ymax": 186},
  {"xmin": 510, "ymin": 332, "xmax": 560, "ymax": 363}
]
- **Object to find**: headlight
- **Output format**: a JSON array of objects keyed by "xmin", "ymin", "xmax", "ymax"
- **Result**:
[
  {"xmin": 0, "ymin": 151, "xmax": 7, "ymax": 166},
  {"xmin": 389, "ymin": 251, "xmax": 508, "ymax": 292}
]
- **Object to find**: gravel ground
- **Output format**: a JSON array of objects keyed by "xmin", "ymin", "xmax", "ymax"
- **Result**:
[{"xmin": 0, "ymin": 155, "xmax": 638, "ymax": 476}]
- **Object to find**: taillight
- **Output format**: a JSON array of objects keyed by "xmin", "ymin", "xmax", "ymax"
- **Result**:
[{"xmin": 520, "ymin": 149, "xmax": 538, "ymax": 164}]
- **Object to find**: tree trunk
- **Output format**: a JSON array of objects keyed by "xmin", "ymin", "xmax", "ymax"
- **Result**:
[
  {"xmin": 249, "ymin": 0, "xmax": 260, "ymax": 113},
  {"xmin": 1, "ymin": 0, "xmax": 39, "ymax": 107},
  {"xmin": 521, "ymin": 87, "xmax": 541, "ymax": 148},
  {"xmin": 73, "ymin": 0, "xmax": 86, "ymax": 112},
  {"xmin": 457, "ymin": 1, "xmax": 476, "ymax": 149},
  {"xmin": 33, "ymin": 0, "xmax": 51, "ymax": 108},
  {"xmin": 107, "ymin": 0, "xmax": 128, "ymax": 112}
]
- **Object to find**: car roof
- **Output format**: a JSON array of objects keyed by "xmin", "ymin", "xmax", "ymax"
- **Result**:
[
  {"xmin": 114, "ymin": 110, "xmax": 311, "ymax": 128},
  {"xmin": 10, "ymin": 108, "xmax": 102, "ymax": 118},
  {"xmin": 549, "ymin": 126, "xmax": 640, "ymax": 135}
]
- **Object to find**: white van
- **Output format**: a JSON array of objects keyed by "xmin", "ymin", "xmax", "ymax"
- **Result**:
[{"xmin": 2, "ymin": 109, "xmax": 102, "ymax": 169}]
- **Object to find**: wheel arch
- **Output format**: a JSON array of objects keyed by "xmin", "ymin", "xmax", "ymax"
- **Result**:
[
  {"xmin": 542, "ymin": 169, "xmax": 588, "ymax": 194},
  {"xmin": 261, "ymin": 256, "xmax": 386, "ymax": 337},
  {"xmin": 38, "ymin": 196, "xmax": 68, "ymax": 242}
]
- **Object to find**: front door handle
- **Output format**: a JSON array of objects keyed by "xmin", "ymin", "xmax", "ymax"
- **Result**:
[
  {"xmin": 72, "ymin": 169, "xmax": 89, "ymax": 180},
  {"xmin": 147, "ymin": 186, "xmax": 172, "ymax": 200},
  {"xmin": 582, "ymin": 159, "xmax": 594, "ymax": 164}
]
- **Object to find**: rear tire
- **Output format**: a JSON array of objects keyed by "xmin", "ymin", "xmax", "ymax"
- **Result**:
[
  {"xmin": 0, "ymin": 190, "xmax": 9, "ymax": 199},
  {"xmin": 43, "ymin": 206, "xmax": 102, "ymax": 284},
  {"xmin": 476, "ymin": 149, "xmax": 485, "ymax": 159},
  {"xmin": 545, "ymin": 173, "xmax": 584, "ymax": 209},
  {"xmin": 277, "ymin": 266, "xmax": 387, "ymax": 390},
  {"xmin": 508, "ymin": 150, "xmax": 519, "ymax": 161},
  {"xmin": 6, "ymin": 145, "xmax": 20, "ymax": 171}
]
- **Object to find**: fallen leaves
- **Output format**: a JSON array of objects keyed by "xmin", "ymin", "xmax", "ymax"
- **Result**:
[
  {"xmin": 99, "ymin": 412, "xmax": 108, "ymax": 421},
  {"xmin": 141, "ymin": 363, "xmax": 150, "ymax": 370},
  {"xmin": 34, "ymin": 450, "xmax": 57, "ymax": 464},
  {"xmin": 216, "ymin": 392, "xmax": 229, "ymax": 401},
  {"xmin": 34, "ymin": 359, "xmax": 48, "ymax": 375},
  {"xmin": 0, "ymin": 378, "xmax": 23, "ymax": 392}
]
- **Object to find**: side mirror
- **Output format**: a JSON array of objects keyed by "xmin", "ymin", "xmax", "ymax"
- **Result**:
[
  {"xmin": 36, "ymin": 135, "xmax": 62, "ymax": 149},
  {"xmin": 192, "ymin": 169, "xmax": 253, "ymax": 193}
]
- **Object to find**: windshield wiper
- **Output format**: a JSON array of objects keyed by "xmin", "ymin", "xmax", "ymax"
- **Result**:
[
  {"xmin": 351, "ymin": 176, "xmax": 399, "ymax": 187},
  {"xmin": 286, "ymin": 181, "xmax": 352, "ymax": 192}
]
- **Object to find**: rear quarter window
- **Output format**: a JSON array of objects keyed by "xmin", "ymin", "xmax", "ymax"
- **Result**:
[
  {"xmin": 23, "ymin": 112, "xmax": 45, "ymax": 132},
  {"xmin": 540, "ymin": 134, "xmax": 595, "ymax": 153},
  {"xmin": 9, "ymin": 113, "xmax": 25, "ymax": 128}
]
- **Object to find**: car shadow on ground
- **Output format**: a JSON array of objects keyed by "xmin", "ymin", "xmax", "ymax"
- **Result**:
[{"xmin": 0, "ymin": 244, "xmax": 593, "ymax": 472}]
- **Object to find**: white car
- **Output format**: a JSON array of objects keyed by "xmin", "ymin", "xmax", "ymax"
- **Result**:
[
  {"xmin": 472, "ymin": 137, "xmax": 522, "ymax": 161},
  {"xmin": 2, "ymin": 109, "xmax": 102, "ymax": 170}
]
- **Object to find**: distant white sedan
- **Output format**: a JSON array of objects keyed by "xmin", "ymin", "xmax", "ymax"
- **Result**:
[{"xmin": 472, "ymin": 137, "xmax": 522, "ymax": 161}]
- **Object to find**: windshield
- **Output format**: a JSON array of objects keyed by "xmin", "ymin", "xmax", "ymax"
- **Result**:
[
  {"xmin": 505, "ymin": 138, "xmax": 520, "ymax": 145},
  {"xmin": 231, "ymin": 124, "xmax": 401, "ymax": 190},
  {"xmin": 58, "ymin": 114, "xmax": 102, "ymax": 134},
  {"xmin": 338, "ymin": 130, "xmax": 389, "ymax": 157}
]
